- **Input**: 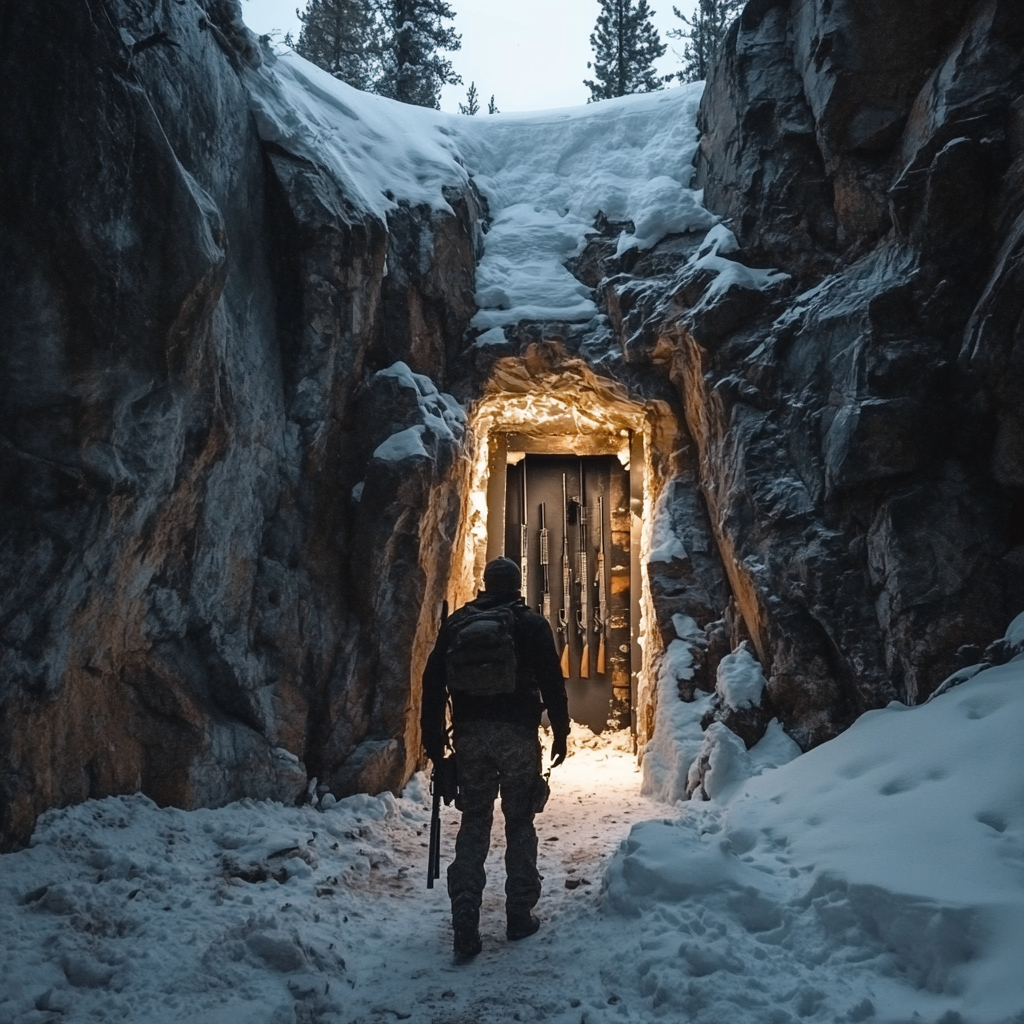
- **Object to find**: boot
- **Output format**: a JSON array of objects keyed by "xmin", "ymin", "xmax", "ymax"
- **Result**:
[
  {"xmin": 506, "ymin": 905, "xmax": 540, "ymax": 941},
  {"xmin": 452, "ymin": 896, "xmax": 482, "ymax": 957}
]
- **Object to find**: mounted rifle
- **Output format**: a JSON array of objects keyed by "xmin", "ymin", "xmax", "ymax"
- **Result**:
[
  {"xmin": 519, "ymin": 466, "xmax": 529, "ymax": 601},
  {"xmin": 558, "ymin": 474, "xmax": 571, "ymax": 678},
  {"xmin": 539, "ymin": 502, "xmax": 551, "ymax": 620},
  {"xmin": 577, "ymin": 463, "xmax": 591, "ymax": 679},
  {"xmin": 595, "ymin": 494, "xmax": 608, "ymax": 675}
]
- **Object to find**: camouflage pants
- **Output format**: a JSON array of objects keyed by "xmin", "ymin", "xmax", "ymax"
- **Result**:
[{"xmin": 447, "ymin": 720, "xmax": 542, "ymax": 912}]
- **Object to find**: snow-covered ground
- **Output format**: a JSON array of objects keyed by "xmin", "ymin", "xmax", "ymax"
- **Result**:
[
  {"xmin": 5, "ymin": 651, "xmax": 1024, "ymax": 1023},
  {"xmin": 0, "ymin": 730, "xmax": 659, "ymax": 1024}
]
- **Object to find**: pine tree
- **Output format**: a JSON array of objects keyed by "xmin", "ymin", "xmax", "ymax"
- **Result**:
[
  {"xmin": 294, "ymin": 0, "xmax": 375, "ymax": 91},
  {"xmin": 584, "ymin": 0, "xmax": 667, "ymax": 102},
  {"xmin": 459, "ymin": 81, "xmax": 480, "ymax": 115},
  {"xmin": 373, "ymin": 0, "xmax": 462, "ymax": 109},
  {"xmin": 668, "ymin": 0, "xmax": 742, "ymax": 83},
  {"xmin": 487, "ymin": 94, "xmax": 499, "ymax": 115}
]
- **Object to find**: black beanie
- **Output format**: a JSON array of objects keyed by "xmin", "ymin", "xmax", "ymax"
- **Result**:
[{"xmin": 483, "ymin": 556, "xmax": 521, "ymax": 594}]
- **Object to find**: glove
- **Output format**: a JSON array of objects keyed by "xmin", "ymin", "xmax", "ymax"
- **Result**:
[
  {"xmin": 550, "ymin": 732, "xmax": 568, "ymax": 768},
  {"xmin": 435, "ymin": 756, "xmax": 459, "ymax": 806}
]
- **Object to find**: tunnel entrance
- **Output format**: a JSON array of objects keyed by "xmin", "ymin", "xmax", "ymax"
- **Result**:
[{"xmin": 439, "ymin": 353, "xmax": 681, "ymax": 751}]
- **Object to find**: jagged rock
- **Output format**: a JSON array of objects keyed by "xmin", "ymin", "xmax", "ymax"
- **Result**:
[{"xmin": 662, "ymin": 0, "xmax": 1024, "ymax": 749}]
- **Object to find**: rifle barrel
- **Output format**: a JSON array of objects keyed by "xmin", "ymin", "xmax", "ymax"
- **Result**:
[
  {"xmin": 539, "ymin": 503, "xmax": 551, "ymax": 619},
  {"xmin": 426, "ymin": 782, "xmax": 441, "ymax": 888},
  {"xmin": 520, "ymin": 466, "xmax": 529, "ymax": 598},
  {"xmin": 578, "ymin": 463, "xmax": 590, "ymax": 678},
  {"xmin": 559, "ymin": 473, "xmax": 571, "ymax": 678},
  {"xmin": 596, "ymin": 495, "xmax": 607, "ymax": 675}
]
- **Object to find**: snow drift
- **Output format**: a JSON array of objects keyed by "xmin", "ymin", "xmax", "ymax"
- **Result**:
[{"xmin": 609, "ymin": 648, "xmax": 1024, "ymax": 1023}]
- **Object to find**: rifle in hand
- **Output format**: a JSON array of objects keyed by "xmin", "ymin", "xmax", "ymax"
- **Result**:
[
  {"xmin": 426, "ymin": 756, "xmax": 457, "ymax": 889},
  {"xmin": 539, "ymin": 502, "xmax": 551, "ymax": 620},
  {"xmin": 595, "ymin": 494, "xmax": 608, "ymax": 675},
  {"xmin": 427, "ymin": 598, "xmax": 451, "ymax": 890},
  {"xmin": 577, "ymin": 463, "xmax": 591, "ymax": 679},
  {"xmin": 427, "ymin": 767, "xmax": 442, "ymax": 888},
  {"xmin": 558, "ymin": 473, "xmax": 571, "ymax": 679}
]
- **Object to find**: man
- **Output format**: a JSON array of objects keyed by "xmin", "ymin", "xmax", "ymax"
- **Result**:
[{"xmin": 421, "ymin": 556, "xmax": 570, "ymax": 957}]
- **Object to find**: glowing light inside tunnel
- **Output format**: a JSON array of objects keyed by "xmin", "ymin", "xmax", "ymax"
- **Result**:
[{"xmin": 443, "ymin": 356, "xmax": 683, "ymax": 755}]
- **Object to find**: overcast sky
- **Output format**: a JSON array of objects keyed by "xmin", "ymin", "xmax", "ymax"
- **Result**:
[{"xmin": 241, "ymin": 0, "xmax": 699, "ymax": 112}]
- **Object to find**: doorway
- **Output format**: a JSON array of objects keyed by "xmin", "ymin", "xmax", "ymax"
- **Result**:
[{"xmin": 490, "ymin": 451, "xmax": 632, "ymax": 733}]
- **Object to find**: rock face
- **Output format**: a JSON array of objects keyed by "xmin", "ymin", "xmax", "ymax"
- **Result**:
[
  {"xmin": 2, "ymin": 0, "xmax": 1022, "ymax": 847},
  {"xmin": 0, "ymin": 0, "xmax": 475, "ymax": 848},
  {"xmin": 673, "ymin": 0, "xmax": 1024, "ymax": 745}
]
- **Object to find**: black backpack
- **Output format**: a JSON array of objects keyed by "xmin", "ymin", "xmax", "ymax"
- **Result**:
[{"xmin": 445, "ymin": 604, "xmax": 519, "ymax": 697}]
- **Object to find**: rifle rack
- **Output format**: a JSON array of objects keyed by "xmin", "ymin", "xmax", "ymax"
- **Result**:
[{"xmin": 484, "ymin": 433, "xmax": 640, "ymax": 735}]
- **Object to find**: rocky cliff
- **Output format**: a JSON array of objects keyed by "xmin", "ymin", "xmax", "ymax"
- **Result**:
[
  {"xmin": 0, "ymin": 0, "xmax": 476, "ymax": 849},
  {"xmin": 2, "ymin": 0, "xmax": 1022, "ymax": 848}
]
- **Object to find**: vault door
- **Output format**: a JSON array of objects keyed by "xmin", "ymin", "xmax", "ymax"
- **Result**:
[{"xmin": 504, "ymin": 455, "xmax": 631, "ymax": 733}]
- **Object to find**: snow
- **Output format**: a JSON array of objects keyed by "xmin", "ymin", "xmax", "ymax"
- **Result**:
[
  {"xmin": 370, "ymin": 361, "xmax": 466, "ymax": 463},
  {"xmin": 372, "ymin": 425, "xmax": 430, "ymax": 462},
  {"xmin": 641, "ymin": 633, "xmax": 712, "ymax": 804},
  {"xmin": 5, "ymin": 657, "xmax": 1024, "ymax": 1022},
  {"xmin": 715, "ymin": 640, "xmax": 767, "ymax": 709},
  {"xmin": 245, "ymin": 50, "xmax": 718, "ymax": 332},
  {"xmin": 646, "ymin": 485, "xmax": 689, "ymax": 563},
  {"xmin": 607, "ymin": 657, "xmax": 1024, "ymax": 1023},
  {"xmin": 1006, "ymin": 608, "xmax": 1024, "ymax": 648},
  {"xmin": 0, "ymin": 734, "xmax": 661, "ymax": 1024}
]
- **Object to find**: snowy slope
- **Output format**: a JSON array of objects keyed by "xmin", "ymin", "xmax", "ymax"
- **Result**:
[
  {"xmin": 607, "ymin": 655, "xmax": 1024, "ymax": 1024},
  {"xmin": 245, "ymin": 51, "xmax": 713, "ymax": 332}
]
